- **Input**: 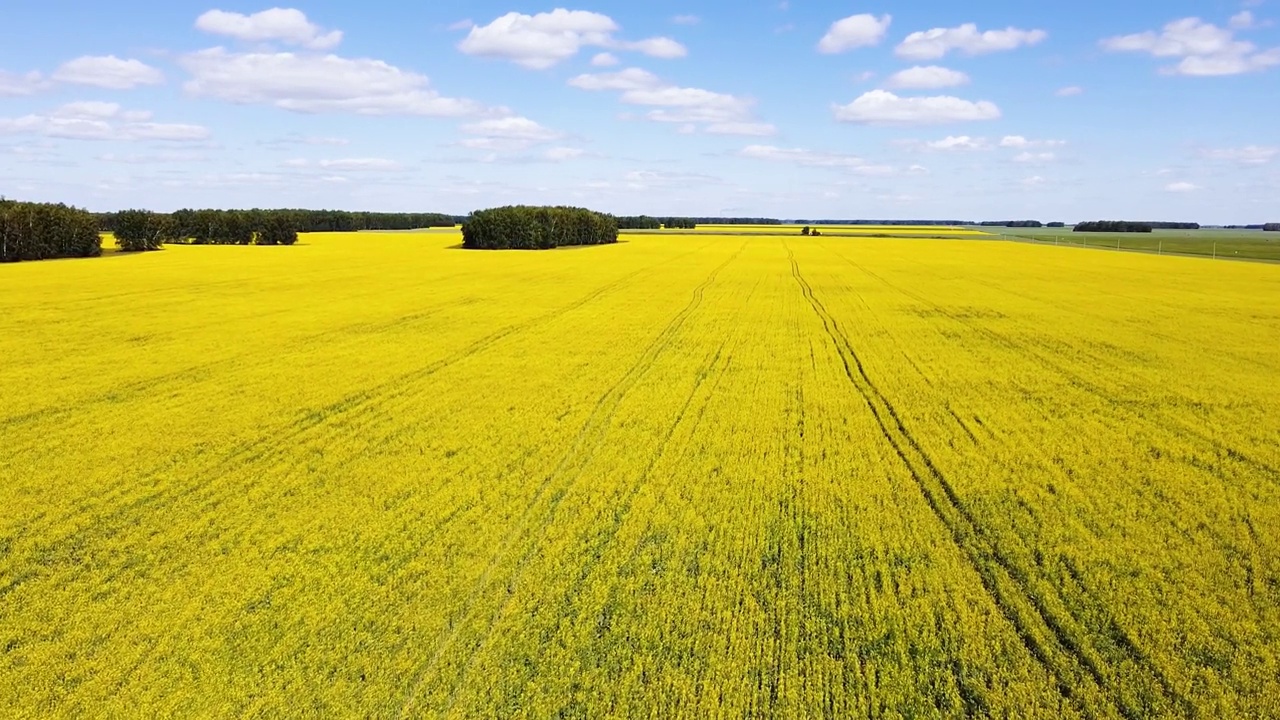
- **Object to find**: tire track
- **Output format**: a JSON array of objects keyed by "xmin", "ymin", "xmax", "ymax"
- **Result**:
[
  {"xmin": 824, "ymin": 242, "xmax": 1280, "ymax": 483},
  {"xmin": 787, "ymin": 246, "xmax": 1131, "ymax": 720},
  {"xmin": 396, "ymin": 243, "xmax": 745, "ymax": 718}
]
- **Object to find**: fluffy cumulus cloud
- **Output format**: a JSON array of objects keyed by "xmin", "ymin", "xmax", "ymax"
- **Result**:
[
  {"xmin": 818, "ymin": 14, "xmax": 892, "ymax": 54},
  {"xmin": 570, "ymin": 68, "xmax": 774, "ymax": 135},
  {"xmin": 196, "ymin": 8, "xmax": 343, "ymax": 50},
  {"xmin": 1101, "ymin": 17, "xmax": 1280, "ymax": 76},
  {"xmin": 0, "ymin": 102, "xmax": 208, "ymax": 141},
  {"xmin": 884, "ymin": 66, "xmax": 970, "ymax": 89},
  {"xmin": 180, "ymin": 48, "xmax": 494, "ymax": 117},
  {"xmin": 52, "ymin": 56, "xmax": 164, "ymax": 89},
  {"xmin": 896, "ymin": 23, "xmax": 1047, "ymax": 60},
  {"xmin": 925, "ymin": 135, "xmax": 989, "ymax": 150},
  {"xmin": 591, "ymin": 52, "xmax": 620, "ymax": 67},
  {"xmin": 458, "ymin": 116, "xmax": 564, "ymax": 151},
  {"xmin": 458, "ymin": 9, "xmax": 686, "ymax": 69},
  {"xmin": 834, "ymin": 90, "xmax": 1000, "ymax": 125}
]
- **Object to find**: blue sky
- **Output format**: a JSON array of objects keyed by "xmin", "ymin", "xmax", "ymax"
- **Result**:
[{"xmin": 1, "ymin": 1, "xmax": 1277, "ymax": 222}]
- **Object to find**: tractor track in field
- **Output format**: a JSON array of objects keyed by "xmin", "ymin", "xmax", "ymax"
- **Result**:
[
  {"xmin": 470, "ymin": 272, "xmax": 764, "ymax": 715},
  {"xmin": 823, "ymin": 242, "xmax": 1280, "ymax": 485},
  {"xmin": 820, "ymin": 242, "xmax": 1279, "ymax": 641},
  {"xmin": 788, "ymin": 245, "xmax": 1146, "ymax": 720},
  {"xmin": 396, "ymin": 243, "xmax": 745, "ymax": 718}
]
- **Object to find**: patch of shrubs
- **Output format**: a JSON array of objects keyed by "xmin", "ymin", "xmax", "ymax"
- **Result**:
[{"xmin": 462, "ymin": 206, "xmax": 618, "ymax": 250}]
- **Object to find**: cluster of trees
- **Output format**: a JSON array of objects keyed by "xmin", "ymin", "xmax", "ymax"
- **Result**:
[
  {"xmin": 1146, "ymin": 222, "xmax": 1201, "ymax": 230},
  {"xmin": 1047, "ymin": 222, "xmax": 1066, "ymax": 228},
  {"xmin": 661, "ymin": 217, "xmax": 698, "ymax": 229},
  {"xmin": 162, "ymin": 209, "xmax": 299, "ymax": 245},
  {"xmin": 102, "ymin": 209, "xmax": 302, "ymax": 247},
  {"xmin": 618, "ymin": 216, "xmax": 662, "ymax": 230},
  {"xmin": 799, "ymin": 227, "xmax": 824, "ymax": 236},
  {"xmin": 1074, "ymin": 221, "xmax": 1155, "ymax": 233},
  {"xmin": 0, "ymin": 199, "xmax": 101, "ymax": 262},
  {"xmin": 1265, "ymin": 224, "xmax": 1280, "ymax": 232},
  {"xmin": 981, "ymin": 220, "xmax": 1044, "ymax": 228},
  {"xmin": 462, "ymin": 206, "xmax": 618, "ymax": 250}
]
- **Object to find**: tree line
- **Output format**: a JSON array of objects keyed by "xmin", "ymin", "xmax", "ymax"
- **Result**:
[
  {"xmin": 98, "ymin": 209, "xmax": 456, "ymax": 234},
  {"xmin": 462, "ymin": 206, "xmax": 618, "ymax": 250},
  {"xmin": 980, "ymin": 221, "xmax": 1044, "ymax": 228},
  {"xmin": 616, "ymin": 216, "xmax": 700, "ymax": 230},
  {"xmin": 1074, "ymin": 221, "xmax": 1155, "ymax": 233},
  {"xmin": 1265, "ymin": 224, "xmax": 1280, "ymax": 232},
  {"xmin": 1, "ymin": 200, "xmax": 101, "ymax": 262}
]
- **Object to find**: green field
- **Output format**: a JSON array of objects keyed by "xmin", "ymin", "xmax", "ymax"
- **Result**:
[
  {"xmin": 2, "ymin": 231, "xmax": 1279, "ymax": 717},
  {"xmin": 988, "ymin": 227, "xmax": 1280, "ymax": 262}
]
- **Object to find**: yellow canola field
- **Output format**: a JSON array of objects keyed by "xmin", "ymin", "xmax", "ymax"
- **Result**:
[{"xmin": 1, "ymin": 232, "xmax": 1279, "ymax": 718}]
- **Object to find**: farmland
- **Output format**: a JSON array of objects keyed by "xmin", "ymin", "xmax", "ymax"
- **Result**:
[{"xmin": 2, "ymin": 230, "xmax": 1279, "ymax": 717}]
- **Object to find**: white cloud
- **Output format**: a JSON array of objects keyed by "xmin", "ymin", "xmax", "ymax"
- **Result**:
[
  {"xmin": 571, "ymin": 68, "xmax": 767, "ymax": 132},
  {"xmin": 447, "ymin": 19, "xmax": 475, "ymax": 32},
  {"xmin": 0, "ymin": 103, "xmax": 208, "ymax": 142},
  {"xmin": 853, "ymin": 70, "xmax": 876, "ymax": 82},
  {"xmin": 196, "ymin": 8, "xmax": 343, "ymax": 50},
  {"xmin": 925, "ymin": 135, "xmax": 989, "ymax": 150},
  {"xmin": 591, "ymin": 52, "xmax": 620, "ymax": 67},
  {"xmin": 818, "ymin": 14, "xmax": 892, "ymax": 54},
  {"xmin": 896, "ymin": 23, "xmax": 1047, "ymax": 60},
  {"xmin": 1166, "ymin": 181, "xmax": 1201, "ymax": 192},
  {"xmin": 545, "ymin": 146, "xmax": 586, "ymax": 161},
  {"xmin": 281, "ymin": 158, "xmax": 404, "ymax": 171},
  {"xmin": 53, "ymin": 56, "xmax": 164, "ymax": 89},
  {"xmin": 97, "ymin": 151, "xmax": 208, "ymax": 164},
  {"xmin": 672, "ymin": 15, "xmax": 700, "ymax": 26},
  {"xmin": 319, "ymin": 158, "xmax": 402, "ymax": 171},
  {"xmin": 1229, "ymin": 11, "xmax": 1255, "ymax": 30},
  {"xmin": 458, "ymin": 10, "xmax": 686, "ymax": 69},
  {"xmin": 834, "ymin": 90, "xmax": 1000, "ymax": 125},
  {"xmin": 569, "ymin": 68, "xmax": 664, "ymax": 91},
  {"xmin": 1013, "ymin": 151, "xmax": 1056, "ymax": 163},
  {"xmin": 1101, "ymin": 17, "xmax": 1280, "ymax": 76},
  {"xmin": 0, "ymin": 70, "xmax": 48, "ymax": 96},
  {"xmin": 462, "ymin": 116, "xmax": 561, "ymax": 141},
  {"xmin": 1000, "ymin": 135, "xmax": 1066, "ymax": 149},
  {"xmin": 1056, "ymin": 85, "xmax": 1084, "ymax": 96},
  {"xmin": 704, "ymin": 122, "xmax": 778, "ymax": 136},
  {"xmin": 885, "ymin": 65, "xmax": 970, "ymax": 89},
  {"xmin": 740, "ymin": 144, "xmax": 882, "ymax": 170},
  {"xmin": 618, "ymin": 37, "xmax": 688, "ymax": 59},
  {"xmin": 180, "ymin": 48, "xmax": 494, "ymax": 117},
  {"xmin": 1202, "ymin": 145, "xmax": 1277, "ymax": 165}
]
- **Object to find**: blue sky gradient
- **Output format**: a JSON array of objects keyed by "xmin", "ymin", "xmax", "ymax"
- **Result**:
[{"xmin": 2, "ymin": 1, "xmax": 1277, "ymax": 222}]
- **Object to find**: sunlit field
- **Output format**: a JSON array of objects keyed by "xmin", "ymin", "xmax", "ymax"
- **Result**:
[{"xmin": 2, "ymin": 231, "xmax": 1279, "ymax": 718}]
